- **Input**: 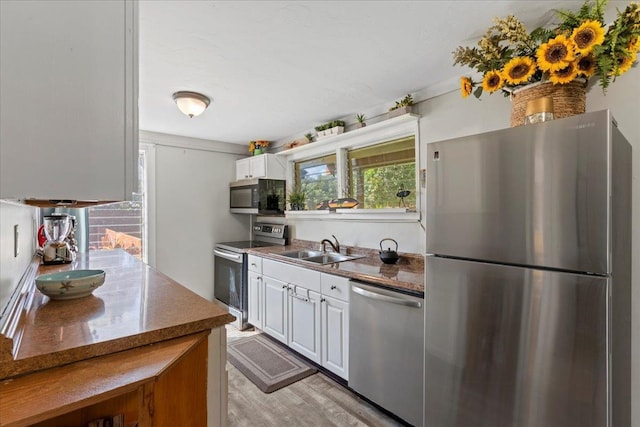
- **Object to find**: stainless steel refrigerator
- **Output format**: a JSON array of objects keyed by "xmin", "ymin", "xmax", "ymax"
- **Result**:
[{"xmin": 424, "ymin": 110, "xmax": 631, "ymax": 427}]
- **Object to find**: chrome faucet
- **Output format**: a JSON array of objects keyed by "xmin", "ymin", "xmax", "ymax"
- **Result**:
[{"xmin": 320, "ymin": 235, "xmax": 340, "ymax": 253}]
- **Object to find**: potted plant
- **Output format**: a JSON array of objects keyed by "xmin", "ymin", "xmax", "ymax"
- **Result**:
[
  {"xmin": 314, "ymin": 120, "xmax": 346, "ymax": 139},
  {"xmin": 388, "ymin": 94, "xmax": 415, "ymax": 118},
  {"xmin": 249, "ymin": 140, "xmax": 269, "ymax": 155},
  {"xmin": 452, "ymin": 0, "xmax": 640, "ymax": 126},
  {"xmin": 305, "ymin": 133, "xmax": 314, "ymax": 143},
  {"xmin": 355, "ymin": 113, "xmax": 366, "ymax": 128},
  {"xmin": 287, "ymin": 187, "xmax": 306, "ymax": 211}
]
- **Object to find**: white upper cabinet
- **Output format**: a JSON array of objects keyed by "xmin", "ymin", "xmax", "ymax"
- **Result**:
[
  {"xmin": 0, "ymin": 0, "xmax": 138, "ymax": 203},
  {"xmin": 235, "ymin": 154, "xmax": 285, "ymax": 181}
]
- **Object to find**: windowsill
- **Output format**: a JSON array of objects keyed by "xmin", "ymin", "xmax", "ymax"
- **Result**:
[{"xmin": 285, "ymin": 208, "xmax": 420, "ymax": 221}]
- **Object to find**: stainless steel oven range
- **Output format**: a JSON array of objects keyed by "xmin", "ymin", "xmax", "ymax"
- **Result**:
[{"xmin": 214, "ymin": 223, "xmax": 288, "ymax": 330}]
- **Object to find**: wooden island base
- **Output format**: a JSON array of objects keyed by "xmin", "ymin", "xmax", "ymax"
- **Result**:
[{"xmin": 1, "ymin": 331, "xmax": 214, "ymax": 427}]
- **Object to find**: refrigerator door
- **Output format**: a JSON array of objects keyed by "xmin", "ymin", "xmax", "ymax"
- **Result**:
[
  {"xmin": 426, "ymin": 110, "xmax": 612, "ymax": 274},
  {"xmin": 424, "ymin": 256, "xmax": 608, "ymax": 427}
]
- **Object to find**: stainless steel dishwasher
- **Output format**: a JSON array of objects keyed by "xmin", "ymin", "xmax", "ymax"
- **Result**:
[{"xmin": 349, "ymin": 281, "xmax": 424, "ymax": 427}]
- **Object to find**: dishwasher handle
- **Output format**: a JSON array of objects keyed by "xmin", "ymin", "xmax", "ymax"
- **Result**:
[
  {"xmin": 214, "ymin": 249, "xmax": 243, "ymax": 263},
  {"xmin": 352, "ymin": 285, "xmax": 422, "ymax": 308}
]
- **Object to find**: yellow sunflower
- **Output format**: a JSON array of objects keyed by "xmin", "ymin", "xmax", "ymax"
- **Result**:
[
  {"xmin": 628, "ymin": 36, "xmax": 640, "ymax": 53},
  {"xmin": 576, "ymin": 54, "xmax": 596, "ymax": 77},
  {"xmin": 536, "ymin": 35, "xmax": 576, "ymax": 72},
  {"xmin": 460, "ymin": 76, "xmax": 473, "ymax": 98},
  {"xmin": 614, "ymin": 52, "xmax": 637, "ymax": 76},
  {"xmin": 503, "ymin": 57, "xmax": 536, "ymax": 85},
  {"xmin": 482, "ymin": 70, "xmax": 504, "ymax": 93},
  {"xmin": 570, "ymin": 20, "xmax": 605, "ymax": 55},
  {"xmin": 549, "ymin": 62, "xmax": 579, "ymax": 84}
]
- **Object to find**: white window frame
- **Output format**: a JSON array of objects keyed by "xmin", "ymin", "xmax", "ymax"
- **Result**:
[
  {"xmin": 279, "ymin": 114, "xmax": 420, "ymax": 221},
  {"xmin": 139, "ymin": 142, "xmax": 156, "ymax": 266}
]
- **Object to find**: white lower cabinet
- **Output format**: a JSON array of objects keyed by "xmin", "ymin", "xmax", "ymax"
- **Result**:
[
  {"xmin": 288, "ymin": 286, "xmax": 321, "ymax": 364},
  {"xmin": 257, "ymin": 258, "xmax": 351, "ymax": 380},
  {"xmin": 262, "ymin": 276, "xmax": 289, "ymax": 345},
  {"xmin": 321, "ymin": 295, "xmax": 349, "ymax": 379},
  {"xmin": 247, "ymin": 271, "xmax": 263, "ymax": 329}
]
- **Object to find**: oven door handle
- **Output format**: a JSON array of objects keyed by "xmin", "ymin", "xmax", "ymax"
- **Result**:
[{"xmin": 214, "ymin": 249, "xmax": 243, "ymax": 263}]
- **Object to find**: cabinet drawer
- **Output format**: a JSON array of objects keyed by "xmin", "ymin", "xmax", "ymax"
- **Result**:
[
  {"xmin": 248, "ymin": 255, "xmax": 262, "ymax": 273},
  {"xmin": 263, "ymin": 259, "xmax": 320, "ymax": 293},
  {"xmin": 321, "ymin": 273, "xmax": 350, "ymax": 302}
]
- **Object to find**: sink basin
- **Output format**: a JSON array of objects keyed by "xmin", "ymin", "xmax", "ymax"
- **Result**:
[
  {"xmin": 276, "ymin": 250, "xmax": 364, "ymax": 265},
  {"xmin": 302, "ymin": 253, "xmax": 363, "ymax": 264},
  {"xmin": 278, "ymin": 250, "xmax": 324, "ymax": 259}
]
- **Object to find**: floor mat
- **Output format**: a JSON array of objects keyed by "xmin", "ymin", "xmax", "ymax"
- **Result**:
[{"xmin": 227, "ymin": 333, "xmax": 317, "ymax": 393}]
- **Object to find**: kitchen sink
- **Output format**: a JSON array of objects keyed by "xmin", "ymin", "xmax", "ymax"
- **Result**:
[
  {"xmin": 302, "ymin": 254, "xmax": 362, "ymax": 264},
  {"xmin": 277, "ymin": 250, "xmax": 364, "ymax": 264},
  {"xmin": 278, "ymin": 250, "xmax": 324, "ymax": 259}
]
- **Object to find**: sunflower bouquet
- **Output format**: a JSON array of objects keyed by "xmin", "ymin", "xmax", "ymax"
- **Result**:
[
  {"xmin": 454, "ymin": 0, "xmax": 640, "ymax": 99},
  {"xmin": 249, "ymin": 140, "xmax": 269, "ymax": 154}
]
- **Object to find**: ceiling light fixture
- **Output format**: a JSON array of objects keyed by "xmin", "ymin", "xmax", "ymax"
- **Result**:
[{"xmin": 172, "ymin": 91, "xmax": 211, "ymax": 118}]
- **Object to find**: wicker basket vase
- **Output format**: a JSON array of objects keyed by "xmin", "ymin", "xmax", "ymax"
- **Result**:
[{"xmin": 510, "ymin": 79, "xmax": 587, "ymax": 127}]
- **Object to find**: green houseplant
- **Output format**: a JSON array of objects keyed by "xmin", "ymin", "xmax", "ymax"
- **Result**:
[
  {"xmin": 314, "ymin": 120, "xmax": 346, "ymax": 139},
  {"xmin": 355, "ymin": 113, "xmax": 366, "ymax": 128},
  {"xmin": 388, "ymin": 94, "xmax": 415, "ymax": 118},
  {"xmin": 287, "ymin": 187, "xmax": 306, "ymax": 211}
]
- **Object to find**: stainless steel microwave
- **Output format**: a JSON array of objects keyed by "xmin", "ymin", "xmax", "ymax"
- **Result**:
[{"xmin": 229, "ymin": 178, "xmax": 286, "ymax": 215}]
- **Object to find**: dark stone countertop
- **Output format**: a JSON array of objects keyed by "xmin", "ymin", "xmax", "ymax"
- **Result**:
[
  {"xmin": 0, "ymin": 250, "xmax": 235, "ymax": 380},
  {"xmin": 247, "ymin": 239, "xmax": 424, "ymax": 296}
]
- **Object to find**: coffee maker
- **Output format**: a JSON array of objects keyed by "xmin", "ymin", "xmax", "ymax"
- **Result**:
[{"xmin": 41, "ymin": 214, "xmax": 77, "ymax": 264}]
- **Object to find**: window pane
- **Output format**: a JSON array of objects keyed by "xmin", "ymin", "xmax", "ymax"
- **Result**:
[
  {"xmin": 294, "ymin": 154, "xmax": 338, "ymax": 210},
  {"xmin": 348, "ymin": 137, "xmax": 416, "ymax": 210},
  {"xmin": 88, "ymin": 150, "xmax": 146, "ymax": 260}
]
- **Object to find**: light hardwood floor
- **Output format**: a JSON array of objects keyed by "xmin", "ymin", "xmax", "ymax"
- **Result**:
[{"xmin": 226, "ymin": 326, "xmax": 404, "ymax": 427}]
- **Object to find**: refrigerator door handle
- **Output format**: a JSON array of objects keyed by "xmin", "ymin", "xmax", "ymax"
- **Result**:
[{"xmin": 352, "ymin": 285, "xmax": 422, "ymax": 308}]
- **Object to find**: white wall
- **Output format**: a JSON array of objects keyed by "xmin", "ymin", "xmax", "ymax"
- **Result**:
[
  {"xmin": 141, "ymin": 131, "xmax": 250, "ymax": 300},
  {"xmin": 290, "ymin": 219, "xmax": 423, "ymax": 253},
  {"xmin": 0, "ymin": 201, "xmax": 37, "ymax": 317}
]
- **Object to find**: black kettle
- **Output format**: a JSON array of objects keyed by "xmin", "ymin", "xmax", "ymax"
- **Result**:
[{"xmin": 379, "ymin": 238, "xmax": 399, "ymax": 264}]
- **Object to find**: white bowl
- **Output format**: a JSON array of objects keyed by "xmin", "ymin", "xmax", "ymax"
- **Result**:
[{"xmin": 35, "ymin": 269, "xmax": 106, "ymax": 300}]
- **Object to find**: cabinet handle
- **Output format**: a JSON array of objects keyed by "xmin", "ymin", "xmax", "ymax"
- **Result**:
[
  {"xmin": 292, "ymin": 294, "xmax": 309, "ymax": 302},
  {"xmin": 282, "ymin": 284, "xmax": 288, "ymax": 289},
  {"xmin": 251, "ymin": 263, "xmax": 257, "ymax": 268},
  {"xmin": 330, "ymin": 285, "xmax": 337, "ymax": 290},
  {"xmin": 320, "ymin": 298, "xmax": 326, "ymax": 303}
]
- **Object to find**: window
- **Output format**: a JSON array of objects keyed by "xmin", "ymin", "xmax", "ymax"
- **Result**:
[
  {"xmin": 87, "ymin": 149, "xmax": 148, "ymax": 261},
  {"xmin": 289, "ymin": 114, "xmax": 419, "ymax": 216},
  {"xmin": 294, "ymin": 153, "xmax": 337, "ymax": 210},
  {"xmin": 347, "ymin": 137, "xmax": 415, "ymax": 210},
  {"xmin": 293, "ymin": 137, "xmax": 416, "ymax": 211}
]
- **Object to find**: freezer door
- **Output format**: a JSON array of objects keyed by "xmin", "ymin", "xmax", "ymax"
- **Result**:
[
  {"xmin": 425, "ymin": 256, "xmax": 608, "ymax": 427},
  {"xmin": 426, "ymin": 110, "xmax": 613, "ymax": 274}
]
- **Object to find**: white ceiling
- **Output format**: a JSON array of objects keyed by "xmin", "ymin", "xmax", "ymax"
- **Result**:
[{"xmin": 139, "ymin": 1, "xmax": 615, "ymax": 145}]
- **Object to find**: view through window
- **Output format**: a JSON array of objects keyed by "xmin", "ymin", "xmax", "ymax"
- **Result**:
[
  {"xmin": 88, "ymin": 150, "xmax": 147, "ymax": 261},
  {"xmin": 294, "ymin": 153, "xmax": 338, "ymax": 210},
  {"xmin": 348, "ymin": 136, "xmax": 416, "ymax": 210}
]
